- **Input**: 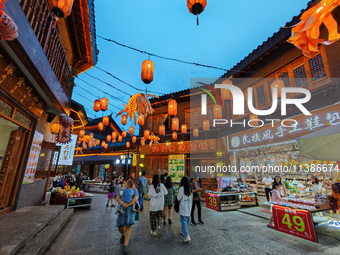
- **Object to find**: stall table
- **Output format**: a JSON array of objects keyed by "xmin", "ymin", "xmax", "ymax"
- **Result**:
[
  {"xmin": 206, "ymin": 192, "xmax": 258, "ymax": 212},
  {"xmin": 55, "ymin": 193, "xmax": 93, "ymax": 209},
  {"xmin": 84, "ymin": 183, "xmax": 109, "ymax": 193}
]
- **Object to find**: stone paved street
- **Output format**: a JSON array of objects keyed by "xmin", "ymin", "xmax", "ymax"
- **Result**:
[{"xmin": 46, "ymin": 194, "xmax": 340, "ymax": 255}]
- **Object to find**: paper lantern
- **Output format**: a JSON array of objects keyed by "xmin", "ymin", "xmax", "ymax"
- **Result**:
[
  {"xmin": 126, "ymin": 142, "xmax": 130, "ymax": 148},
  {"xmin": 193, "ymin": 128, "xmax": 199, "ymax": 137},
  {"xmin": 118, "ymin": 136, "xmax": 123, "ymax": 142},
  {"xmin": 141, "ymin": 59, "xmax": 154, "ymax": 84},
  {"xmin": 98, "ymin": 122, "xmax": 104, "ymax": 131},
  {"xmin": 270, "ymin": 79, "xmax": 285, "ymax": 99},
  {"xmin": 48, "ymin": 0, "xmax": 74, "ymax": 18},
  {"xmin": 221, "ymin": 80, "xmax": 233, "ymax": 101},
  {"xmin": 129, "ymin": 126, "xmax": 134, "ymax": 135},
  {"xmin": 96, "ymin": 139, "xmax": 100, "ymax": 145},
  {"xmin": 112, "ymin": 139, "xmax": 116, "ymax": 143},
  {"xmin": 159, "ymin": 125, "xmax": 165, "ymax": 136},
  {"xmin": 79, "ymin": 129, "xmax": 85, "ymax": 138},
  {"xmin": 172, "ymin": 117, "xmax": 179, "ymax": 131},
  {"xmin": 102, "ymin": 116, "xmax": 109, "ymax": 126},
  {"xmin": 141, "ymin": 137, "xmax": 145, "ymax": 145},
  {"xmin": 213, "ymin": 105, "xmax": 222, "ymax": 119},
  {"xmin": 203, "ymin": 120, "xmax": 209, "ymax": 131},
  {"xmin": 93, "ymin": 99, "xmax": 101, "ymax": 112},
  {"xmin": 122, "ymin": 130, "xmax": 127, "ymax": 138},
  {"xmin": 104, "ymin": 143, "xmax": 108, "ymax": 150},
  {"xmin": 121, "ymin": 114, "xmax": 128, "ymax": 125},
  {"xmin": 100, "ymin": 97, "xmax": 108, "ymax": 111},
  {"xmin": 89, "ymin": 133, "xmax": 94, "ymax": 138},
  {"xmin": 50, "ymin": 123, "xmax": 60, "ymax": 134},
  {"xmin": 138, "ymin": 114, "xmax": 145, "ymax": 126},
  {"xmin": 181, "ymin": 124, "xmax": 187, "ymax": 134},
  {"xmin": 249, "ymin": 114, "xmax": 258, "ymax": 126},
  {"xmin": 0, "ymin": 12, "xmax": 18, "ymax": 41},
  {"xmin": 101, "ymin": 141, "xmax": 106, "ymax": 147},
  {"xmin": 172, "ymin": 132, "xmax": 177, "ymax": 140},
  {"xmin": 168, "ymin": 100, "xmax": 177, "ymax": 116},
  {"xmin": 132, "ymin": 136, "xmax": 137, "ymax": 143},
  {"xmin": 187, "ymin": 0, "xmax": 207, "ymax": 25},
  {"xmin": 106, "ymin": 135, "xmax": 111, "ymax": 142},
  {"xmin": 144, "ymin": 129, "xmax": 150, "ymax": 139},
  {"xmin": 112, "ymin": 132, "xmax": 117, "ymax": 140}
]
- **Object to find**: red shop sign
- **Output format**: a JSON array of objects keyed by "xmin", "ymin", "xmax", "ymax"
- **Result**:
[
  {"xmin": 272, "ymin": 205, "xmax": 317, "ymax": 243},
  {"xmin": 205, "ymin": 193, "xmax": 220, "ymax": 212}
]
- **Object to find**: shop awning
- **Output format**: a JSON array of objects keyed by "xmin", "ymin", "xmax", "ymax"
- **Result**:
[{"xmin": 298, "ymin": 125, "xmax": 340, "ymax": 160}]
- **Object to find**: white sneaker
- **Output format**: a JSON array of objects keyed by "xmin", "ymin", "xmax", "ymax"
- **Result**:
[
  {"xmin": 151, "ymin": 230, "xmax": 157, "ymax": 236},
  {"xmin": 184, "ymin": 236, "xmax": 191, "ymax": 243}
]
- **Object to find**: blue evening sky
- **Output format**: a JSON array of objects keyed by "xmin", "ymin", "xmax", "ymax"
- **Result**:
[{"xmin": 72, "ymin": 0, "xmax": 310, "ymax": 130}]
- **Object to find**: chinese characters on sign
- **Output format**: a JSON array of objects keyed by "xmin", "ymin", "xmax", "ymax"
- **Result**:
[{"xmin": 57, "ymin": 134, "xmax": 77, "ymax": 166}]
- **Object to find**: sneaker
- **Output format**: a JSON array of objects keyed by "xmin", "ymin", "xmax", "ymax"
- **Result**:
[
  {"xmin": 111, "ymin": 204, "xmax": 115, "ymax": 207},
  {"xmin": 140, "ymin": 207, "xmax": 143, "ymax": 211},
  {"xmin": 267, "ymin": 223, "xmax": 275, "ymax": 228},
  {"xmin": 191, "ymin": 221, "xmax": 196, "ymax": 226},
  {"xmin": 184, "ymin": 236, "xmax": 191, "ymax": 243},
  {"xmin": 106, "ymin": 204, "xmax": 109, "ymax": 207},
  {"xmin": 120, "ymin": 235, "xmax": 125, "ymax": 244},
  {"xmin": 122, "ymin": 245, "xmax": 129, "ymax": 254},
  {"xmin": 168, "ymin": 218, "xmax": 172, "ymax": 225},
  {"xmin": 151, "ymin": 230, "xmax": 157, "ymax": 236},
  {"xmin": 198, "ymin": 220, "xmax": 204, "ymax": 225},
  {"xmin": 163, "ymin": 222, "xmax": 166, "ymax": 225}
]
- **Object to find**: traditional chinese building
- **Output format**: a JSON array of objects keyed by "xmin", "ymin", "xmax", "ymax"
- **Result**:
[{"xmin": 0, "ymin": 0, "xmax": 97, "ymax": 214}]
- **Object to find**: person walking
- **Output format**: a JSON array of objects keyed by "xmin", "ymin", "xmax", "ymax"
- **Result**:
[
  {"xmin": 163, "ymin": 176, "xmax": 176, "ymax": 225},
  {"xmin": 106, "ymin": 176, "xmax": 116, "ymax": 207},
  {"xmin": 136, "ymin": 171, "xmax": 148, "ymax": 211},
  {"xmin": 116, "ymin": 178, "xmax": 139, "ymax": 254},
  {"xmin": 177, "ymin": 176, "xmax": 193, "ymax": 243},
  {"xmin": 267, "ymin": 182, "xmax": 287, "ymax": 228},
  {"xmin": 148, "ymin": 175, "xmax": 168, "ymax": 236},
  {"xmin": 190, "ymin": 177, "xmax": 204, "ymax": 225},
  {"xmin": 262, "ymin": 173, "xmax": 273, "ymax": 203}
]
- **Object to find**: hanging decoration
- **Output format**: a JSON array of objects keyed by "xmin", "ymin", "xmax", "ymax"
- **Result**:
[
  {"xmin": 122, "ymin": 130, "xmax": 127, "ymax": 138},
  {"xmin": 93, "ymin": 99, "xmax": 101, "ymax": 112},
  {"xmin": 77, "ymin": 135, "xmax": 99, "ymax": 149},
  {"xmin": 172, "ymin": 117, "xmax": 179, "ymax": 131},
  {"xmin": 89, "ymin": 133, "xmax": 94, "ymax": 138},
  {"xmin": 101, "ymin": 141, "xmax": 106, "ymax": 147},
  {"xmin": 187, "ymin": 0, "xmax": 207, "ymax": 26},
  {"xmin": 193, "ymin": 128, "xmax": 199, "ymax": 137},
  {"xmin": 141, "ymin": 59, "xmax": 154, "ymax": 84},
  {"xmin": 249, "ymin": 114, "xmax": 259, "ymax": 126},
  {"xmin": 203, "ymin": 120, "xmax": 209, "ymax": 131},
  {"xmin": 116, "ymin": 93, "xmax": 157, "ymax": 125},
  {"xmin": 144, "ymin": 129, "xmax": 150, "ymax": 139},
  {"xmin": 100, "ymin": 97, "xmax": 109, "ymax": 111},
  {"xmin": 79, "ymin": 129, "xmax": 85, "ymax": 138},
  {"xmin": 47, "ymin": 0, "xmax": 74, "ymax": 18},
  {"xmin": 138, "ymin": 114, "xmax": 145, "ymax": 126},
  {"xmin": 220, "ymin": 80, "xmax": 233, "ymax": 101},
  {"xmin": 104, "ymin": 143, "xmax": 108, "ymax": 149},
  {"xmin": 50, "ymin": 122, "xmax": 60, "ymax": 134},
  {"xmin": 129, "ymin": 126, "xmax": 134, "ymax": 135},
  {"xmin": 168, "ymin": 99, "xmax": 177, "ymax": 116},
  {"xmin": 159, "ymin": 125, "xmax": 165, "ymax": 136},
  {"xmin": 148, "ymin": 133, "xmax": 160, "ymax": 147},
  {"xmin": 112, "ymin": 139, "xmax": 116, "ymax": 143},
  {"xmin": 112, "ymin": 131, "xmax": 117, "ymax": 140},
  {"xmin": 103, "ymin": 116, "xmax": 109, "ymax": 126},
  {"xmin": 132, "ymin": 136, "xmax": 137, "ymax": 143},
  {"xmin": 172, "ymin": 131, "xmax": 177, "ymax": 140},
  {"xmin": 288, "ymin": 0, "xmax": 340, "ymax": 57},
  {"xmin": 121, "ymin": 114, "xmax": 128, "ymax": 125},
  {"xmin": 0, "ymin": 11, "xmax": 18, "ymax": 41},
  {"xmin": 0, "ymin": 0, "xmax": 5, "ymax": 15},
  {"xmin": 181, "ymin": 124, "xmax": 187, "ymax": 134},
  {"xmin": 270, "ymin": 79, "xmax": 285, "ymax": 99},
  {"xmin": 98, "ymin": 122, "xmax": 104, "ymax": 131},
  {"xmin": 118, "ymin": 136, "xmax": 123, "ymax": 142},
  {"xmin": 213, "ymin": 105, "xmax": 222, "ymax": 119},
  {"xmin": 106, "ymin": 135, "xmax": 111, "ymax": 142},
  {"xmin": 59, "ymin": 115, "xmax": 74, "ymax": 127},
  {"xmin": 126, "ymin": 141, "xmax": 130, "ymax": 148}
]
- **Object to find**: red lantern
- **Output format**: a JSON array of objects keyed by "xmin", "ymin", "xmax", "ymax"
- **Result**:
[
  {"xmin": 181, "ymin": 124, "xmax": 187, "ymax": 134},
  {"xmin": 141, "ymin": 59, "xmax": 154, "ymax": 84},
  {"xmin": 103, "ymin": 116, "xmax": 109, "ymax": 126},
  {"xmin": 112, "ymin": 132, "xmax": 117, "ymax": 140},
  {"xmin": 122, "ymin": 130, "xmax": 127, "ymax": 138},
  {"xmin": 221, "ymin": 80, "xmax": 233, "ymax": 101},
  {"xmin": 96, "ymin": 139, "xmax": 100, "ymax": 145},
  {"xmin": 132, "ymin": 136, "xmax": 137, "ymax": 143},
  {"xmin": 112, "ymin": 139, "xmax": 116, "ymax": 143},
  {"xmin": 129, "ymin": 126, "xmax": 134, "ymax": 135},
  {"xmin": 50, "ymin": 123, "xmax": 60, "ymax": 134},
  {"xmin": 270, "ymin": 79, "xmax": 285, "ymax": 99},
  {"xmin": 98, "ymin": 122, "xmax": 104, "ymax": 131},
  {"xmin": 0, "ymin": 12, "xmax": 18, "ymax": 41},
  {"xmin": 193, "ymin": 128, "xmax": 199, "ymax": 137},
  {"xmin": 187, "ymin": 0, "xmax": 207, "ymax": 25},
  {"xmin": 144, "ymin": 130, "xmax": 150, "ymax": 139},
  {"xmin": 126, "ymin": 142, "xmax": 131, "ymax": 148},
  {"xmin": 101, "ymin": 141, "xmax": 106, "ymax": 147},
  {"xmin": 159, "ymin": 125, "xmax": 165, "ymax": 136},
  {"xmin": 48, "ymin": 0, "xmax": 74, "ymax": 18},
  {"xmin": 79, "ymin": 129, "xmax": 85, "ymax": 138},
  {"xmin": 203, "ymin": 120, "xmax": 209, "ymax": 131},
  {"xmin": 172, "ymin": 132, "xmax": 177, "ymax": 140},
  {"xmin": 118, "ymin": 136, "xmax": 123, "ymax": 142},
  {"xmin": 121, "ymin": 114, "xmax": 128, "ymax": 125},
  {"xmin": 93, "ymin": 99, "xmax": 101, "ymax": 112},
  {"xmin": 104, "ymin": 143, "xmax": 108, "ymax": 150},
  {"xmin": 172, "ymin": 117, "xmax": 179, "ymax": 131},
  {"xmin": 100, "ymin": 97, "xmax": 108, "ymax": 111},
  {"xmin": 249, "ymin": 114, "xmax": 259, "ymax": 126},
  {"xmin": 168, "ymin": 100, "xmax": 177, "ymax": 116},
  {"xmin": 107, "ymin": 135, "xmax": 111, "ymax": 142},
  {"xmin": 138, "ymin": 114, "xmax": 145, "ymax": 126},
  {"xmin": 213, "ymin": 105, "xmax": 222, "ymax": 119},
  {"xmin": 89, "ymin": 133, "xmax": 94, "ymax": 138}
]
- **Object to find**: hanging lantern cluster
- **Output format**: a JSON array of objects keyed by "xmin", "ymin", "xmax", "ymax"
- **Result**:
[
  {"xmin": 101, "ymin": 141, "xmax": 106, "ymax": 147},
  {"xmin": 106, "ymin": 135, "xmax": 111, "ymax": 142},
  {"xmin": 0, "ymin": 11, "xmax": 18, "ymax": 41},
  {"xmin": 187, "ymin": 0, "xmax": 207, "ymax": 26},
  {"xmin": 48, "ymin": 0, "xmax": 74, "ymax": 18},
  {"xmin": 168, "ymin": 99, "xmax": 177, "ymax": 116},
  {"xmin": 141, "ymin": 59, "xmax": 154, "ymax": 84},
  {"xmin": 93, "ymin": 99, "xmax": 100, "ymax": 112},
  {"xmin": 93, "ymin": 98, "xmax": 108, "ymax": 112},
  {"xmin": 118, "ymin": 136, "xmax": 123, "ymax": 142}
]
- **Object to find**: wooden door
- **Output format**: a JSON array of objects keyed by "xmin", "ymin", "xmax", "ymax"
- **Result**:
[{"xmin": 0, "ymin": 129, "xmax": 27, "ymax": 208}]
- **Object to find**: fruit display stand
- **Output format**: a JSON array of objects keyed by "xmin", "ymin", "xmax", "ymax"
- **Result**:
[
  {"xmin": 55, "ymin": 193, "xmax": 93, "ymax": 209},
  {"xmin": 206, "ymin": 191, "xmax": 258, "ymax": 212}
]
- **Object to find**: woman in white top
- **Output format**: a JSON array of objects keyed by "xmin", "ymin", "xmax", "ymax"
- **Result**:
[
  {"xmin": 177, "ymin": 177, "xmax": 193, "ymax": 243},
  {"xmin": 148, "ymin": 175, "xmax": 168, "ymax": 236},
  {"xmin": 311, "ymin": 176, "xmax": 323, "ymax": 197}
]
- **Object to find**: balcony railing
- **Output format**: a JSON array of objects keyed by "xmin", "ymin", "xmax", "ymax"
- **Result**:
[{"xmin": 19, "ymin": 0, "xmax": 73, "ymax": 99}]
